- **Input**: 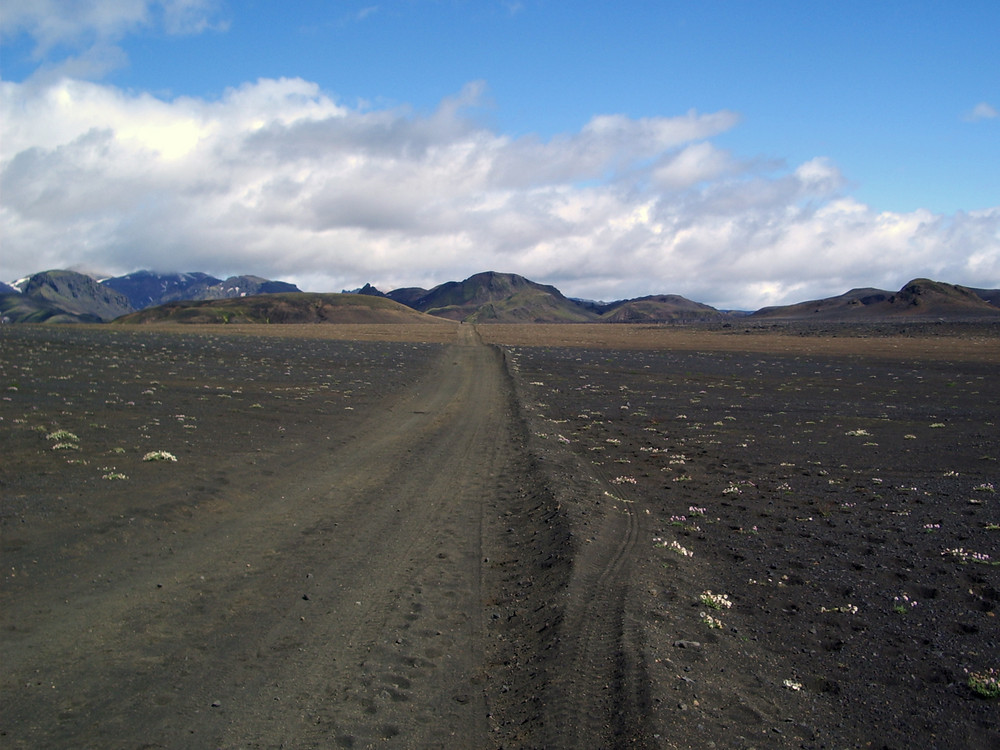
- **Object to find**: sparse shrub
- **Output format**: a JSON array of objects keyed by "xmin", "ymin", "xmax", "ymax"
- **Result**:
[
  {"xmin": 47, "ymin": 429, "xmax": 78, "ymax": 442},
  {"xmin": 660, "ymin": 539, "xmax": 693, "ymax": 557},
  {"xmin": 143, "ymin": 450, "xmax": 177, "ymax": 462},
  {"xmin": 942, "ymin": 547, "xmax": 992, "ymax": 564},
  {"xmin": 700, "ymin": 612, "xmax": 723, "ymax": 629},
  {"xmin": 700, "ymin": 591, "xmax": 733, "ymax": 610},
  {"xmin": 967, "ymin": 668, "xmax": 1000, "ymax": 698}
]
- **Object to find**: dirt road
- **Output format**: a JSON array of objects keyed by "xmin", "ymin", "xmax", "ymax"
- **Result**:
[{"xmin": 2, "ymin": 325, "xmax": 529, "ymax": 748}]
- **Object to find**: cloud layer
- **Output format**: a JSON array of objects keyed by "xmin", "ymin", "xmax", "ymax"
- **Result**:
[
  {"xmin": 2, "ymin": 76, "xmax": 998, "ymax": 308},
  {"xmin": 1, "ymin": 1, "xmax": 226, "ymax": 79}
]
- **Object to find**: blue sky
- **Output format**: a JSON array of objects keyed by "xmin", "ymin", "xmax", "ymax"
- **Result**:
[{"xmin": 2, "ymin": 1, "xmax": 998, "ymax": 307}]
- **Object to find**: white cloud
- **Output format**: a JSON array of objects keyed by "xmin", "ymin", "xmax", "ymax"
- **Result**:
[
  {"xmin": 964, "ymin": 102, "xmax": 999, "ymax": 122},
  {"xmin": 1, "ymin": 0, "xmax": 225, "ymax": 48},
  {"xmin": 652, "ymin": 142, "xmax": 735, "ymax": 190},
  {"xmin": 1, "ymin": 76, "xmax": 998, "ymax": 309},
  {"xmin": 1, "ymin": 0, "xmax": 225, "ymax": 78},
  {"xmin": 793, "ymin": 157, "xmax": 845, "ymax": 195}
]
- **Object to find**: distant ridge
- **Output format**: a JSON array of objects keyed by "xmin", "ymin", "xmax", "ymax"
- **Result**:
[
  {"xmin": 103, "ymin": 270, "xmax": 300, "ymax": 309},
  {"xmin": 3, "ymin": 268, "xmax": 998, "ymax": 324},
  {"xmin": 347, "ymin": 283, "xmax": 387, "ymax": 298},
  {"xmin": 101, "ymin": 271, "xmax": 222, "ymax": 309},
  {"xmin": 969, "ymin": 287, "xmax": 1000, "ymax": 308},
  {"xmin": 112, "ymin": 292, "xmax": 448, "ymax": 325},
  {"xmin": 2, "ymin": 270, "xmax": 133, "ymax": 322},
  {"xmin": 599, "ymin": 294, "xmax": 725, "ymax": 323},
  {"xmin": 0, "ymin": 269, "xmax": 301, "ymax": 323},
  {"xmin": 751, "ymin": 278, "xmax": 1000, "ymax": 320},
  {"xmin": 387, "ymin": 271, "xmax": 598, "ymax": 323}
]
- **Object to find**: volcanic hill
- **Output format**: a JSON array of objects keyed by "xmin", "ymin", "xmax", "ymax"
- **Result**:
[
  {"xmin": 112, "ymin": 292, "xmax": 448, "ymax": 325},
  {"xmin": 751, "ymin": 278, "xmax": 1000, "ymax": 321}
]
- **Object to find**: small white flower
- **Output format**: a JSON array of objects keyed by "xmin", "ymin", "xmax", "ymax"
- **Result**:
[
  {"xmin": 664, "ymin": 540, "xmax": 693, "ymax": 557},
  {"xmin": 143, "ymin": 450, "xmax": 177, "ymax": 462},
  {"xmin": 700, "ymin": 612, "xmax": 723, "ymax": 629},
  {"xmin": 47, "ymin": 429, "xmax": 79, "ymax": 442},
  {"xmin": 700, "ymin": 591, "xmax": 733, "ymax": 609}
]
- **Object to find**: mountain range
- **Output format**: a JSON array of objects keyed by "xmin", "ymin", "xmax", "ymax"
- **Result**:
[
  {"xmin": 2, "ymin": 269, "xmax": 999, "ymax": 325},
  {"xmin": 1, "ymin": 270, "xmax": 302, "ymax": 323}
]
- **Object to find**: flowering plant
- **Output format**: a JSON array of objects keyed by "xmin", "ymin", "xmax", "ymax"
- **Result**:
[
  {"xmin": 143, "ymin": 450, "xmax": 178, "ymax": 462},
  {"xmin": 700, "ymin": 591, "xmax": 732, "ymax": 610},
  {"xmin": 700, "ymin": 612, "xmax": 723, "ymax": 629},
  {"xmin": 967, "ymin": 668, "xmax": 1000, "ymax": 698}
]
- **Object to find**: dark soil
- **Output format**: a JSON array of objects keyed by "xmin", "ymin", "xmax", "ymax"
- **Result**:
[
  {"xmin": 501, "ymin": 332, "xmax": 1000, "ymax": 748},
  {"xmin": 2, "ymin": 323, "xmax": 998, "ymax": 749}
]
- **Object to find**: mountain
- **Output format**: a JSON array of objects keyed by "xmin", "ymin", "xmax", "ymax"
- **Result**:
[
  {"xmin": 385, "ymin": 286, "xmax": 431, "ymax": 307},
  {"xmin": 388, "ymin": 271, "xmax": 598, "ymax": 323},
  {"xmin": 599, "ymin": 294, "xmax": 725, "ymax": 323},
  {"xmin": 970, "ymin": 287, "xmax": 1000, "ymax": 308},
  {"xmin": 101, "ymin": 271, "xmax": 223, "ymax": 309},
  {"xmin": 384, "ymin": 273, "xmax": 722, "ymax": 323},
  {"xmin": 6, "ymin": 270, "xmax": 134, "ymax": 322},
  {"xmin": 195, "ymin": 275, "xmax": 301, "ymax": 300},
  {"xmin": 4, "ymin": 267, "xmax": 998, "ymax": 325},
  {"xmin": 102, "ymin": 271, "xmax": 300, "ymax": 309},
  {"xmin": 752, "ymin": 279, "xmax": 1000, "ymax": 320},
  {"xmin": 113, "ymin": 292, "xmax": 449, "ymax": 325},
  {"xmin": 0, "ymin": 269, "xmax": 303, "ymax": 323},
  {"xmin": 342, "ymin": 283, "xmax": 386, "ymax": 297},
  {"xmin": 0, "ymin": 290, "xmax": 102, "ymax": 324}
]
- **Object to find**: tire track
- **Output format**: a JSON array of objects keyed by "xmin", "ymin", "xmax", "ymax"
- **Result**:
[
  {"xmin": 498, "ymin": 345, "xmax": 654, "ymax": 748},
  {"xmin": 541, "ymin": 461, "xmax": 651, "ymax": 749}
]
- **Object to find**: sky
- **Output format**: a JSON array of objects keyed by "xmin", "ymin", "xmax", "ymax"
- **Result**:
[{"xmin": 1, "ymin": 1, "xmax": 998, "ymax": 309}]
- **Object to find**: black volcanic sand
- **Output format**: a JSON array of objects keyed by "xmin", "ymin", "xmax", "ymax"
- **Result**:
[
  {"xmin": 502, "ymin": 338, "xmax": 999, "ymax": 748},
  {"xmin": 0, "ymin": 326, "xmax": 444, "ymax": 529},
  {"xmin": 2, "ymin": 323, "xmax": 998, "ymax": 749}
]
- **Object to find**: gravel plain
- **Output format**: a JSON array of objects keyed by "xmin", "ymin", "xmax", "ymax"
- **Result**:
[{"xmin": 2, "ymin": 322, "xmax": 998, "ymax": 748}]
